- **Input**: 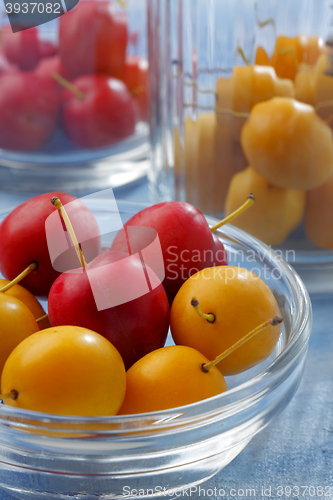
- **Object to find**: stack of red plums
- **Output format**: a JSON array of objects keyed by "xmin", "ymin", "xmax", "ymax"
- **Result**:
[{"xmin": 0, "ymin": 1, "xmax": 148, "ymax": 152}]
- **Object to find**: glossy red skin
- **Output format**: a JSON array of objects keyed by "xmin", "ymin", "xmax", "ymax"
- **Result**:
[
  {"xmin": 0, "ymin": 51, "xmax": 17, "ymax": 75},
  {"xmin": 0, "ymin": 192, "xmax": 101, "ymax": 297},
  {"xmin": 35, "ymin": 56, "xmax": 67, "ymax": 79},
  {"xmin": 62, "ymin": 75, "xmax": 137, "ymax": 148},
  {"xmin": 38, "ymin": 41, "xmax": 57, "ymax": 59},
  {"xmin": 0, "ymin": 72, "xmax": 59, "ymax": 151},
  {"xmin": 2, "ymin": 26, "xmax": 40, "ymax": 71},
  {"xmin": 114, "ymin": 55, "xmax": 149, "ymax": 121},
  {"xmin": 48, "ymin": 251, "xmax": 170, "ymax": 370},
  {"xmin": 212, "ymin": 234, "xmax": 228, "ymax": 266},
  {"xmin": 111, "ymin": 202, "xmax": 228, "ymax": 303},
  {"xmin": 35, "ymin": 56, "xmax": 71, "ymax": 94},
  {"xmin": 59, "ymin": 1, "xmax": 128, "ymax": 79}
]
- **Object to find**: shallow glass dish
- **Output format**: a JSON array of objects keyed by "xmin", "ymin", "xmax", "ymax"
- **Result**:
[
  {"xmin": 0, "ymin": 0, "xmax": 149, "ymax": 193},
  {"xmin": 0, "ymin": 200, "xmax": 312, "ymax": 500}
]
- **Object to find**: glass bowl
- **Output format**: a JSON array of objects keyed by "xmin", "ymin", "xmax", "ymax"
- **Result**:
[
  {"xmin": 0, "ymin": 0, "xmax": 149, "ymax": 193},
  {"xmin": 0, "ymin": 200, "xmax": 312, "ymax": 500}
]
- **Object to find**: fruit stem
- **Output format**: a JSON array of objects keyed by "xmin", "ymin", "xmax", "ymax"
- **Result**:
[
  {"xmin": 315, "ymin": 99, "xmax": 333, "ymax": 112},
  {"xmin": 51, "ymin": 197, "xmax": 87, "ymax": 269},
  {"xmin": 236, "ymin": 45, "xmax": 250, "ymax": 65},
  {"xmin": 210, "ymin": 194, "xmax": 255, "ymax": 233},
  {"xmin": 51, "ymin": 72, "xmax": 85, "ymax": 100},
  {"xmin": 0, "ymin": 262, "xmax": 39, "ymax": 293},
  {"xmin": 215, "ymin": 107, "xmax": 250, "ymax": 118},
  {"xmin": 191, "ymin": 297, "xmax": 216, "ymax": 324},
  {"xmin": 130, "ymin": 85, "xmax": 145, "ymax": 97},
  {"xmin": 201, "ymin": 316, "xmax": 283, "ymax": 372},
  {"xmin": 0, "ymin": 390, "xmax": 18, "ymax": 401},
  {"xmin": 255, "ymin": 3, "xmax": 276, "ymax": 31},
  {"xmin": 277, "ymin": 46, "xmax": 299, "ymax": 70},
  {"xmin": 36, "ymin": 313, "xmax": 49, "ymax": 324}
]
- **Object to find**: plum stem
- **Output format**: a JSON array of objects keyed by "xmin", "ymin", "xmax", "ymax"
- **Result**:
[
  {"xmin": 255, "ymin": 3, "xmax": 276, "ymax": 31},
  {"xmin": 191, "ymin": 297, "xmax": 216, "ymax": 324},
  {"xmin": 276, "ymin": 46, "xmax": 299, "ymax": 70},
  {"xmin": 214, "ymin": 107, "xmax": 250, "ymax": 118},
  {"xmin": 0, "ymin": 390, "xmax": 18, "ymax": 402},
  {"xmin": 51, "ymin": 197, "xmax": 87, "ymax": 269},
  {"xmin": 236, "ymin": 45, "xmax": 250, "ymax": 65},
  {"xmin": 315, "ymin": 99, "xmax": 333, "ymax": 112},
  {"xmin": 0, "ymin": 262, "xmax": 39, "ymax": 293},
  {"xmin": 210, "ymin": 194, "xmax": 255, "ymax": 233},
  {"xmin": 130, "ymin": 85, "xmax": 145, "ymax": 97},
  {"xmin": 201, "ymin": 316, "xmax": 283, "ymax": 372},
  {"xmin": 51, "ymin": 72, "xmax": 85, "ymax": 100},
  {"xmin": 36, "ymin": 313, "xmax": 49, "ymax": 324}
]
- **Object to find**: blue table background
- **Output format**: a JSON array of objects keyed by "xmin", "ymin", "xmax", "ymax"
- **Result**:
[{"xmin": 0, "ymin": 178, "xmax": 332, "ymax": 499}]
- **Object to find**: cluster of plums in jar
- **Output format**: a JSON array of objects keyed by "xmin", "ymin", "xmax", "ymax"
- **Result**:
[
  {"xmin": 0, "ymin": 0, "xmax": 148, "ymax": 151},
  {"xmin": 175, "ymin": 33, "xmax": 333, "ymax": 249},
  {"xmin": 0, "ymin": 192, "xmax": 283, "ymax": 417}
]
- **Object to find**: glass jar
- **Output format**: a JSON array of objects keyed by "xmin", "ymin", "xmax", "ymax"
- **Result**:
[
  {"xmin": 0, "ymin": 0, "xmax": 149, "ymax": 192},
  {"xmin": 148, "ymin": 0, "xmax": 333, "ymax": 293}
]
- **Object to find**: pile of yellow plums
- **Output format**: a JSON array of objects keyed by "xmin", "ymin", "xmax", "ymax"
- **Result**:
[
  {"xmin": 175, "ymin": 34, "xmax": 333, "ymax": 249},
  {"xmin": 0, "ymin": 265, "xmax": 282, "ymax": 418}
]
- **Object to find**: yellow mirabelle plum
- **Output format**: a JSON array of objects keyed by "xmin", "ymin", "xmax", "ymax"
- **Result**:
[
  {"xmin": 0, "ymin": 279, "xmax": 50, "ymax": 330},
  {"xmin": 215, "ymin": 65, "xmax": 294, "ymax": 140},
  {"xmin": 174, "ymin": 114, "xmax": 245, "ymax": 214},
  {"xmin": 1, "ymin": 326, "xmax": 126, "ymax": 417},
  {"xmin": 225, "ymin": 167, "xmax": 306, "ymax": 245},
  {"xmin": 271, "ymin": 36, "xmax": 299, "ymax": 81},
  {"xmin": 170, "ymin": 267, "xmax": 281, "ymax": 376},
  {"xmin": 0, "ymin": 294, "xmax": 39, "ymax": 377},
  {"xmin": 255, "ymin": 47, "xmax": 270, "ymax": 66},
  {"xmin": 297, "ymin": 35, "xmax": 324, "ymax": 66},
  {"xmin": 241, "ymin": 97, "xmax": 333, "ymax": 190},
  {"xmin": 271, "ymin": 35, "xmax": 324, "ymax": 81},
  {"xmin": 295, "ymin": 65, "xmax": 315, "ymax": 106},
  {"xmin": 305, "ymin": 173, "xmax": 333, "ymax": 249},
  {"xmin": 118, "ymin": 345, "xmax": 228, "ymax": 415},
  {"xmin": 313, "ymin": 53, "xmax": 333, "ymax": 122}
]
